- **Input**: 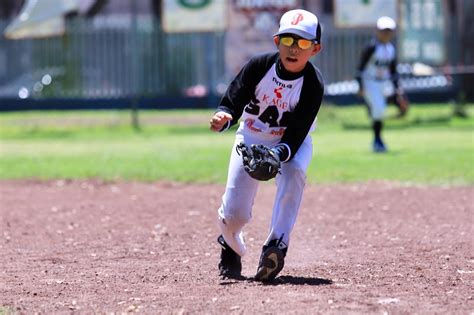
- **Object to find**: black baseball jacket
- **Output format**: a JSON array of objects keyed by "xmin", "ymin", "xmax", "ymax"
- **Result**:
[{"xmin": 217, "ymin": 52, "xmax": 324, "ymax": 161}]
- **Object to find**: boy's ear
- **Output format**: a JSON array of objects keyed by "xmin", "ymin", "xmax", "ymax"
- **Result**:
[
  {"xmin": 312, "ymin": 43, "xmax": 322, "ymax": 56},
  {"xmin": 273, "ymin": 36, "xmax": 279, "ymax": 46}
]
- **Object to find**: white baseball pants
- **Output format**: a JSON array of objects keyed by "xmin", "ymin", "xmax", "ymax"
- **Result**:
[
  {"xmin": 217, "ymin": 132, "xmax": 313, "ymax": 256},
  {"xmin": 362, "ymin": 79, "xmax": 388, "ymax": 120}
]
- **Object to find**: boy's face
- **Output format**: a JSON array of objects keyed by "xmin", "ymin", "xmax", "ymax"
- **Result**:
[
  {"xmin": 275, "ymin": 34, "xmax": 321, "ymax": 73},
  {"xmin": 376, "ymin": 29, "xmax": 394, "ymax": 43}
]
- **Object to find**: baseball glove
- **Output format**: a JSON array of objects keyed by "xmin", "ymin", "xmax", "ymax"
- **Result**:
[
  {"xmin": 395, "ymin": 92, "xmax": 409, "ymax": 117},
  {"xmin": 236, "ymin": 143, "xmax": 281, "ymax": 181}
]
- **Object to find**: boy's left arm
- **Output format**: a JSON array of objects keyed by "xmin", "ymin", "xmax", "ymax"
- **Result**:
[
  {"xmin": 389, "ymin": 52, "xmax": 409, "ymax": 116},
  {"xmin": 390, "ymin": 56, "xmax": 400, "ymax": 93},
  {"xmin": 278, "ymin": 67, "xmax": 324, "ymax": 162}
]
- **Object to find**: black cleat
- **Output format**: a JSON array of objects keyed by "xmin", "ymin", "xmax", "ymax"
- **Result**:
[
  {"xmin": 217, "ymin": 235, "xmax": 242, "ymax": 280},
  {"xmin": 254, "ymin": 238, "xmax": 287, "ymax": 282}
]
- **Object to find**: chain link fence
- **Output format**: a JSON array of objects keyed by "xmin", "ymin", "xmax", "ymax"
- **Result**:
[
  {"xmin": 0, "ymin": 17, "xmax": 225, "ymax": 100},
  {"xmin": 0, "ymin": 15, "xmax": 459, "ymax": 108}
]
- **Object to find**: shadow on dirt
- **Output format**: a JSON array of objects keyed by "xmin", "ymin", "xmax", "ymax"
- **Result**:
[
  {"xmin": 219, "ymin": 276, "xmax": 333, "ymax": 286},
  {"xmin": 273, "ymin": 276, "xmax": 333, "ymax": 286}
]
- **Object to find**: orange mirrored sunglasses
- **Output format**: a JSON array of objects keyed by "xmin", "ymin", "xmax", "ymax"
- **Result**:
[{"xmin": 279, "ymin": 36, "xmax": 315, "ymax": 50}]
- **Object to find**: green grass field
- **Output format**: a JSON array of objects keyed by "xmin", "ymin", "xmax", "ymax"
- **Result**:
[{"xmin": 0, "ymin": 103, "xmax": 472, "ymax": 184}]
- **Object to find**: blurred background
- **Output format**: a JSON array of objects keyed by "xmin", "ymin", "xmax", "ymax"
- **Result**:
[{"xmin": 0, "ymin": 0, "xmax": 472, "ymax": 111}]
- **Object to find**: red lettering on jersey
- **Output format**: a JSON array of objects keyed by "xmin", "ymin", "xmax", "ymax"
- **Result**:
[
  {"xmin": 245, "ymin": 118, "xmax": 262, "ymax": 132},
  {"xmin": 262, "ymin": 94, "xmax": 270, "ymax": 103},
  {"xmin": 291, "ymin": 13, "xmax": 304, "ymax": 25},
  {"xmin": 270, "ymin": 97, "xmax": 288, "ymax": 110},
  {"xmin": 270, "ymin": 128, "xmax": 285, "ymax": 136},
  {"xmin": 274, "ymin": 87, "xmax": 283, "ymax": 99}
]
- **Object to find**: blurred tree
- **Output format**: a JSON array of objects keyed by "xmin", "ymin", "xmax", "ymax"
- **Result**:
[
  {"xmin": 151, "ymin": 0, "xmax": 161, "ymax": 17},
  {"xmin": 460, "ymin": 0, "xmax": 473, "ymax": 102},
  {"xmin": 0, "ymin": 0, "xmax": 25, "ymax": 19},
  {"xmin": 85, "ymin": 0, "xmax": 108, "ymax": 17}
]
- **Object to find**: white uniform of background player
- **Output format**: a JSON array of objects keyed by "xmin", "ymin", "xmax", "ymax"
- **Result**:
[
  {"xmin": 356, "ymin": 16, "xmax": 400, "ymax": 152},
  {"xmin": 209, "ymin": 9, "xmax": 324, "ymax": 280}
]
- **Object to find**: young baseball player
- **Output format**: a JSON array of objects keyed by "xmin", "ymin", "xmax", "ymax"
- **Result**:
[
  {"xmin": 209, "ymin": 9, "xmax": 324, "ymax": 281},
  {"xmin": 356, "ymin": 16, "xmax": 404, "ymax": 153}
]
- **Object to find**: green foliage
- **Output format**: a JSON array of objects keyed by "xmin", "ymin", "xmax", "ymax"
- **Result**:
[
  {"xmin": 307, "ymin": 103, "xmax": 474, "ymax": 184},
  {"xmin": 0, "ymin": 104, "xmax": 472, "ymax": 184},
  {"xmin": 0, "ymin": 306, "xmax": 13, "ymax": 315}
]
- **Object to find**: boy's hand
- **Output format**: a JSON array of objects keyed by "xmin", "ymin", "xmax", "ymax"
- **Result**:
[
  {"xmin": 210, "ymin": 111, "xmax": 233, "ymax": 132},
  {"xmin": 236, "ymin": 142, "xmax": 281, "ymax": 181},
  {"xmin": 395, "ymin": 92, "xmax": 409, "ymax": 117}
]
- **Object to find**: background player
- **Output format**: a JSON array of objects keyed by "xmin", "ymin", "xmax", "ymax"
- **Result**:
[
  {"xmin": 356, "ymin": 16, "xmax": 406, "ymax": 153},
  {"xmin": 209, "ymin": 9, "xmax": 324, "ymax": 281}
]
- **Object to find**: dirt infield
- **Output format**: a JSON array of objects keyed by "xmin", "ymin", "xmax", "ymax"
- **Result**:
[{"xmin": 1, "ymin": 180, "xmax": 472, "ymax": 314}]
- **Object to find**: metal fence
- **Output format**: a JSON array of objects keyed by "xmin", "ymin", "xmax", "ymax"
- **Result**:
[
  {"xmin": 0, "ymin": 17, "xmax": 227, "ymax": 100},
  {"xmin": 0, "ymin": 17, "xmax": 382, "ymax": 102},
  {"xmin": 313, "ymin": 28, "xmax": 372, "ymax": 83}
]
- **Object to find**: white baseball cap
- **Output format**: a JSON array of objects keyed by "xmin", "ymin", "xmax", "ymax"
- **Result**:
[
  {"xmin": 274, "ymin": 9, "xmax": 321, "ymax": 42},
  {"xmin": 376, "ymin": 16, "xmax": 396, "ymax": 30}
]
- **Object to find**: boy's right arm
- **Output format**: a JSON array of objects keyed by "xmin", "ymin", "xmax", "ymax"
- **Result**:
[
  {"xmin": 356, "ymin": 42, "xmax": 376, "ymax": 95},
  {"xmin": 216, "ymin": 66, "xmax": 254, "ymax": 128},
  {"xmin": 209, "ymin": 111, "xmax": 233, "ymax": 132},
  {"xmin": 212, "ymin": 53, "xmax": 276, "ymax": 131}
]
